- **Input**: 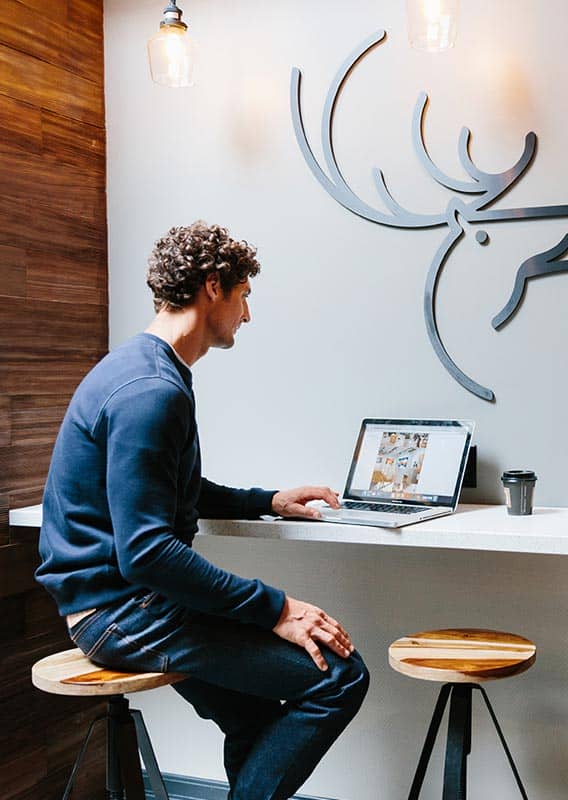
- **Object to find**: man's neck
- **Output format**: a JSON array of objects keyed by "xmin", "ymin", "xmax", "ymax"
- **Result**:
[{"xmin": 145, "ymin": 306, "xmax": 209, "ymax": 367}]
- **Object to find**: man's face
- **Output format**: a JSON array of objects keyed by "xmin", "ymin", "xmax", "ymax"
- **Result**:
[{"xmin": 210, "ymin": 278, "xmax": 252, "ymax": 349}]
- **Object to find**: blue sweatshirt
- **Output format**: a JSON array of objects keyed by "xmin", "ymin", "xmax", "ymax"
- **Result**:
[{"xmin": 36, "ymin": 333, "xmax": 285, "ymax": 629}]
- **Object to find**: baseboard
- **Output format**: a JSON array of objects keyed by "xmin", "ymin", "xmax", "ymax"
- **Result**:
[
  {"xmin": 143, "ymin": 772, "xmax": 334, "ymax": 800},
  {"xmin": 143, "ymin": 773, "xmax": 228, "ymax": 800}
]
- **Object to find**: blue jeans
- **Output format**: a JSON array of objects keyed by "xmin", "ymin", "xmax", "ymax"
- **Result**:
[{"xmin": 68, "ymin": 591, "xmax": 370, "ymax": 800}]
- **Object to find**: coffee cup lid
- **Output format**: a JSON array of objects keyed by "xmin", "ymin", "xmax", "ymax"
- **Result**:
[{"xmin": 501, "ymin": 470, "xmax": 537, "ymax": 481}]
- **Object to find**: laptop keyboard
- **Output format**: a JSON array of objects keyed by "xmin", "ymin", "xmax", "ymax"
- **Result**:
[{"xmin": 342, "ymin": 501, "xmax": 424, "ymax": 515}]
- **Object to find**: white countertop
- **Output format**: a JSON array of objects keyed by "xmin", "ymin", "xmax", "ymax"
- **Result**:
[{"xmin": 9, "ymin": 503, "xmax": 568, "ymax": 555}]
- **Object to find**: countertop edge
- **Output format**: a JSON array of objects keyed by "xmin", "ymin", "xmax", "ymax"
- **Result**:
[{"xmin": 8, "ymin": 503, "xmax": 568, "ymax": 555}]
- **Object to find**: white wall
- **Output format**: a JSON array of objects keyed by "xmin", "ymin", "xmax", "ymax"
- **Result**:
[
  {"xmin": 104, "ymin": 2, "xmax": 568, "ymax": 798},
  {"xmin": 139, "ymin": 539, "xmax": 568, "ymax": 800}
]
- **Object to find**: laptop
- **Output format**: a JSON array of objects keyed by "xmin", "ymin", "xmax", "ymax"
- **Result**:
[{"xmin": 319, "ymin": 418, "xmax": 474, "ymax": 528}]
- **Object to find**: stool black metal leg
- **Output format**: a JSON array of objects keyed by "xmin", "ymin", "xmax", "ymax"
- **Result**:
[
  {"xmin": 61, "ymin": 713, "xmax": 106, "ymax": 800},
  {"xmin": 473, "ymin": 686, "xmax": 529, "ymax": 800},
  {"xmin": 132, "ymin": 708, "xmax": 170, "ymax": 800},
  {"xmin": 442, "ymin": 685, "xmax": 472, "ymax": 800},
  {"xmin": 113, "ymin": 699, "xmax": 147, "ymax": 800},
  {"xmin": 408, "ymin": 683, "xmax": 452, "ymax": 800},
  {"xmin": 117, "ymin": 721, "xmax": 146, "ymax": 799},
  {"xmin": 60, "ymin": 695, "xmax": 169, "ymax": 800},
  {"xmin": 464, "ymin": 686, "xmax": 472, "ymax": 758},
  {"xmin": 107, "ymin": 698, "xmax": 126, "ymax": 800}
]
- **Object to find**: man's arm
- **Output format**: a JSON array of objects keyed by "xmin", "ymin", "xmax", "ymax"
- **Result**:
[
  {"xmin": 103, "ymin": 380, "xmax": 349, "ymax": 659},
  {"xmin": 197, "ymin": 478, "xmax": 277, "ymax": 519},
  {"xmin": 101, "ymin": 380, "xmax": 285, "ymax": 630},
  {"xmin": 198, "ymin": 480, "xmax": 341, "ymax": 520}
]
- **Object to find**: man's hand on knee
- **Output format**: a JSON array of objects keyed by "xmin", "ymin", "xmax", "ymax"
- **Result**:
[{"xmin": 272, "ymin": 596, "xmax": 354, "ymax": 671}]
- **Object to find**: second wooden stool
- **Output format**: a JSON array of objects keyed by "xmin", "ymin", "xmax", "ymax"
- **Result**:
[{"xmin": 389, "ymin": 628, "xmax": 536, "ymax": 800}]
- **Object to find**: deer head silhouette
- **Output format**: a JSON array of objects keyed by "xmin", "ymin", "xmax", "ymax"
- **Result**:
[{"xmin": 291, "ymin": 31, "xmax": 568, "ymax": 401}]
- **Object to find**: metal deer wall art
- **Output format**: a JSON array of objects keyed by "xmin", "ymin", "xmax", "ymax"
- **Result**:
[{"xmin": 290, "ymin": 31, "xmax": 568, "ymax": 401}]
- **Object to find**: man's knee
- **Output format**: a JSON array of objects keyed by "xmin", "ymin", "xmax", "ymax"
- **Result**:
[
  {"xmin": 345, "ymin": 650, "xmax": 370, "ymax": 701},
  {"xmin": 329, "ymin": 649, "xmax": 370, "ymax": 711}
]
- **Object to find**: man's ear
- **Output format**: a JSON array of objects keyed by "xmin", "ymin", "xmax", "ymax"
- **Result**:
[{"xmin": 204, "ymin": 272, "xmax": 221, "ymax": 302}]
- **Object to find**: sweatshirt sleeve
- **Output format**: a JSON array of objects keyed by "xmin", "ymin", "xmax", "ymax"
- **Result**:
[
  {"xmin": 197, "ymin": 478, "xmax": 278, "ymax": 519},
  {"xmin": 99, "ymin": 378, "xmax": 285, "ymax": 629}
]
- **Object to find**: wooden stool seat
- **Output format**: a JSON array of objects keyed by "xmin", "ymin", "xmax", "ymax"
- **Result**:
[
  {"xmin": 32, "ymin": 647, "xmax": 186, "ymax": 696},
  {"xmin": 389, "ymin": 628, "xmax": 536, "ymax": 684},
  {"xmin": 389, "ymin": 628, "xmax": 536, "ymax": 799},
  {"xmin": 32, "ymin": 648, "xmax": 187, "ymax": 799}
]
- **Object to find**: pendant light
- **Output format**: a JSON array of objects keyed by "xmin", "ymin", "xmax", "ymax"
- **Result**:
[
  {"xmin": 406, "ymin": 0, "xmax": 459, "ymax": 52},
  {"xmin": 148, "ymin": 1, "xmax": 194, "ymax": 87}
]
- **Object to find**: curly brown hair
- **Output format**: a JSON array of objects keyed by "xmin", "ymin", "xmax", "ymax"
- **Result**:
[{"xmin": 146, "ymin": 221, "xmax": 261, "ymax": 312}]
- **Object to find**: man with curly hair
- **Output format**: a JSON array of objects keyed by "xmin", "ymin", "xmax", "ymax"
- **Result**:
[{"xmin": 37, "ymin": 221, "xmax": 369, "ymax": 800}]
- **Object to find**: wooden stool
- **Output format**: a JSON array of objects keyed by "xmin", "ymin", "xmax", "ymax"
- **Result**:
[
  {"xmin": 32, "ymin": 648, "xmax": 186, "ymax": 800},
  {"xmin": 388, "ymin": 628, "xmax": 536, "ymax": 800}
]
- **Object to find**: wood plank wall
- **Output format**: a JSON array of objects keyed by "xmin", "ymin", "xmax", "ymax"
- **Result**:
[{"xmin": 0, "ymin": 1, "xmax": 108, "ymax": 797}]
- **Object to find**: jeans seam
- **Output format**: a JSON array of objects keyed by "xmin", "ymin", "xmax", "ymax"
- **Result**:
[
  {"xmin": 85, "ymin": 623, "xmax": 117, "ymax": 660},
  {"xmin": 68, "ymin": 608, "xmax": 105, "ymax": 641},
  {"xmin": 140, "ymin": 591, "xmax": 159, "ymax": 609}
]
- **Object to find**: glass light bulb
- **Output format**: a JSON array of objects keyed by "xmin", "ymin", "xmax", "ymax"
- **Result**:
[
  {"xmin": 148, "ymin": 25, "xmax": 194, "ymax": 88},
  {"xmin": 406, "ymin": 0, "xmax": 459, "ymax": 52}
]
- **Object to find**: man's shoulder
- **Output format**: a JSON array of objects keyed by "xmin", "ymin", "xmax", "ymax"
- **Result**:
[
  {"xmin": 105, "ymin": 372, "xmax": 190, "ymax": 408},
  {"xmin": 91, "ymin": 373, "xmax": 193, "ymax": 442},
  {"xmin": 89, "ymin": 335, "xmax": 188, "ymax": 389},
  {"xmin": 72, "ymin": 335, "xmax": 193, "ymax": 432}
]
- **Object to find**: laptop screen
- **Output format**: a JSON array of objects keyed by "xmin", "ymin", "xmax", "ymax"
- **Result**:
[{"xmin": 343, "ymin": 418, "xmax": 474, "ymax": 509}]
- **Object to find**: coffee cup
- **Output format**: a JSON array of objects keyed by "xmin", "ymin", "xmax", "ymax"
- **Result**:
[{"xmin": 501, "ymin": 470, "xmax": 537, "ymax": 516}]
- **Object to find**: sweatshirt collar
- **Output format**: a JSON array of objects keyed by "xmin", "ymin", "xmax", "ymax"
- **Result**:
[{"xmin": 138, "ymin": 332, "xmax": 193, "ymax": 389}]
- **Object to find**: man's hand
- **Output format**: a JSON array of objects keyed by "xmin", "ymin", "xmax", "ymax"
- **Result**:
[
  {"xmin": 271, "ymin": 486, "xmax": 340, "ymax": 520},
  {"xmin": 272, "ymin": 596, "xmax": 354, "ymax": 671}
]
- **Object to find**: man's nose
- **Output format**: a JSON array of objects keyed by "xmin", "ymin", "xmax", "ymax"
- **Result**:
[{"xmin": 242, "ymin": 301, "xmax": 251, "ymax": 323}]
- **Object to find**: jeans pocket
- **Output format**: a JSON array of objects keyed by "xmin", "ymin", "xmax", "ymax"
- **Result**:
[{"xmin": 86, "ymin": 622, "xmax": 170, "ymax": 673}]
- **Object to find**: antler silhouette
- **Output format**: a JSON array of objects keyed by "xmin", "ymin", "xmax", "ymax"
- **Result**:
[
  {"xmin": 291, "ymin": 31, "xmax": 568, "ymax": 401},
  {"xmin": 413, "ymin": 92, "xmax": 537, "ymax": 210},
  {"xmin": 291, "ymin": 31, "xmax": 538, "ymax": 231},
  {"xmin": 290, "ymin": 31, "xmax": 446, "ymax": 229}
]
